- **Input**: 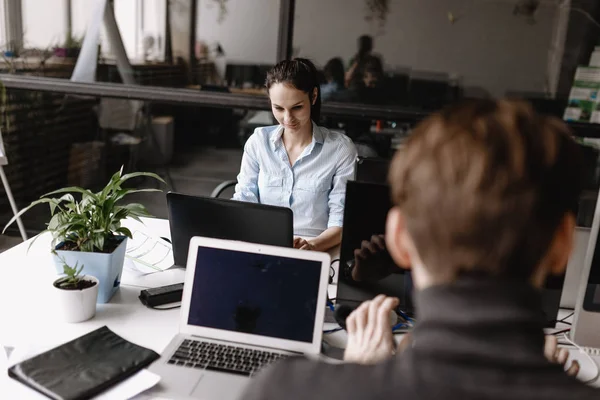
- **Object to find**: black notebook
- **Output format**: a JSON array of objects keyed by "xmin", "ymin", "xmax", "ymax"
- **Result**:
[{"xmin": 8, "ymin": 326, "xmax": 160, "ymax": 400}]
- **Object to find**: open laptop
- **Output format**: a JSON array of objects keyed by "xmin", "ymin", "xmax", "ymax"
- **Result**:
[
  {"xmin": 147, "ymin": 236, "xmax": 331, "ymax": 399},
  {"xmin": 167, "ymin": 192, "xmax": 294, "ymax": 267},
  {"xmin": 336, "ymin": 181, "xmax": 413, "ymax": 314}
]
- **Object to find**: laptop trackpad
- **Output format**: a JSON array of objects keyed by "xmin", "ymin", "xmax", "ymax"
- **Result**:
[{"xmin": 192, "ymin": 371, "xmax": 249, "ymax": 399}]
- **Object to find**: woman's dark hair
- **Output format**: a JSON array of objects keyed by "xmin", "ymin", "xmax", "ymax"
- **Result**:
[
  {"xmin": 266, "ymin": 58, "xmax": 322, "ymax": 123},
  {"xmin": 324, "ymin": 57, "xmax": 345, "ymax": 87}
]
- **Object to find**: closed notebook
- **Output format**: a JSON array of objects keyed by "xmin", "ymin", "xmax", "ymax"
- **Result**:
[{"xmin": 8, "ymin": 326, "xmax": 160, "ymax": 400}]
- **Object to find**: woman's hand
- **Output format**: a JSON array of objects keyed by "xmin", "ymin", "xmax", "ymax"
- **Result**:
[
  {"xmin": 344, "ymin": 295, "xmax": 399, "ymax": 365},
  {"xmin": 294, "ymin": 237, "xmax": 316, "ymax": 250},
  {"xmin": 544, "ymin": 335, "xmax": 580, "ymax": 377}
]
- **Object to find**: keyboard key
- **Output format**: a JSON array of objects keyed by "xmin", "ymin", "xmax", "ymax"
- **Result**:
[
  {"xmin": 170, "ymin": 339, "xmax": 286, "ymax": 374},
  {"xmin": 206, "ymin": 364, "xmax": 251, "ymax": 376}
]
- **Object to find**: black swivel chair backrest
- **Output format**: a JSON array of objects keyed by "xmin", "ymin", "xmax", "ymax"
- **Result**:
[{"xmin": 355, "ymin": 157, "xmax": 391, "ymax": 184}]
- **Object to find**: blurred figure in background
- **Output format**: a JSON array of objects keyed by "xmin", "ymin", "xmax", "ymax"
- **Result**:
[
  {"xmin": 345, "ymin": 35, "xmax": 374, "ymax": 88},
  {"xmin": 321, "ymin": 58, "xmax": 346, "ymax": 102},
  {"xmin": 357, "ymin": 55, "xmax": 386, "ymax": 104}
]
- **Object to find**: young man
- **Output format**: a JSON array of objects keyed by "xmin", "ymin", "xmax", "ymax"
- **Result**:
[{"xmin": 243, "ymin": 100, "xmax": 599, "ymax": 399}]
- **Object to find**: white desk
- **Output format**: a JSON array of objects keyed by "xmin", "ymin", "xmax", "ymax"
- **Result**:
[
  {"xmin": 0, "ymin": 217, "xmax": 598, "ymax": 397},
  {"xmin": 0, "ymin": 217, "xmax": 344, "ymax": 397}
]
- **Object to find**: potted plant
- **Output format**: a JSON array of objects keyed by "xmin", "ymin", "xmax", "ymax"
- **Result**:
[
  {"xmin": 54, "ymin": 34, "xmax": 83, "ymax": 58},
  {"xmin": 3, "ymin": 167, "xmax": 164, "ymax": 303},
  {"xmin": 53, "ymin": 259, "xmax": 99, "ymax": 323}
]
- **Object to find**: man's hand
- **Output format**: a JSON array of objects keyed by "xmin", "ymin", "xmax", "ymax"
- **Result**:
[
  {"xmin": 352, "ymin": 234, "xmax": 397, "ymax": 282},
  {"xmin": 344, "ymin": 295, "xmax": 399, "ymax": 365},
  {"xmin": 294, "ymin": 237, "xmax": 316, "ymax": 251},
  {"xmin": 544, "ymin": 335, "xmax": 580, "ymax": 377}
]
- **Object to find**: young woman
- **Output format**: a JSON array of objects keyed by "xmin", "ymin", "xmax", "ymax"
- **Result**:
[{"xmin": 233, "ymin": 58, "xmax": 357, "ymax": 252}]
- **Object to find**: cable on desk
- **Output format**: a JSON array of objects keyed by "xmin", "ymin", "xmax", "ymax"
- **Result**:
[
  {"xmin": 562, "ymin": 333, "xmax": 600, "ymax": 385},
  {"xmin": 553, "ymin": 312, "xmax": 574, "ymax": 326},
  {"xmin": 323, "ymin": 327, "xmax": 344, "ymax": 334},
  {"xmin": 329, "ymin": 259, "xmax": 339, "ymax": 284},
  {"xmin": 551, "ymin": 328, "xmax": 571, "ymax": 336},
  {"xmin": 326, "ymin": 297, "xmax": 335, "ymax": 313}
]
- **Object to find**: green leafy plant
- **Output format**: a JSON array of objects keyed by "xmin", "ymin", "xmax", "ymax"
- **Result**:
[
  {"xmin": 55, "ymin": 259, "xmax": 84, "ymax": 288},
  {"xmin": 3, "ymin": 166, "xmax": 165, "ymax": 253}
]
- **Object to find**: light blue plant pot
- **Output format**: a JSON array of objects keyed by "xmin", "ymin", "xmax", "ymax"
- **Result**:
[{"xmin": 53, "ymin": 237, "xmax": 128, "ymax": 304}]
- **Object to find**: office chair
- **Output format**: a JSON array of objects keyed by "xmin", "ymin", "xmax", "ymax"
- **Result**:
[
  {"xmin": 210, "ymin": 180, "xmax": 237, "ymax": 198},
  {"xmin": 355, "ymin": 156, "xmax": 390, "ymax": 184}
]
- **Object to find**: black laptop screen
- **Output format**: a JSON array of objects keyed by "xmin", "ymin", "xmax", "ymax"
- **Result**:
[{"xmin": 187, "ymin": 246, "xmax": 322, "ymax": 343}]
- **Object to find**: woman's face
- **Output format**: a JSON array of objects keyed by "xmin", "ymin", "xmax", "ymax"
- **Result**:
[{"xmin": 269, "ymin": 83, "xmax": 315, "ymax": 133}]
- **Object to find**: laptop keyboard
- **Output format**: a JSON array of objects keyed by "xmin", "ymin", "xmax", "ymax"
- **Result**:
[{"xmin": 167, "ymin": 339, "xmax": 289, "ymax": 376}]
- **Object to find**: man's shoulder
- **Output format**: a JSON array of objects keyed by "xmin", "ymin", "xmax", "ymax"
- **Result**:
[{"xmin": 243, "ymin": 356, "xmax": 398, "ymax": 400}]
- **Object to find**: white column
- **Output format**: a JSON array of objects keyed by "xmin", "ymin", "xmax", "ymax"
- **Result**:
[{"xmin": 3, "ymin": 0, "xmax": 24, "ymax": 53}]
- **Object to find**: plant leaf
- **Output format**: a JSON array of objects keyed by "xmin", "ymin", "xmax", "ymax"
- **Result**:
[
  {"xmin": 27, "ymin": 229, "xmax": 50, "ymax": 253},
  {"xmin": 3, "ymin": 198, "xmax": 55, "ymax": 234},
  {"xmin": 93, "ymin": 234, "xmax": 105, "ymax": 252},
  {"xmin": 115, "ymin": 226, "xmax": 133, "ymax": 239},
  {"xmin": 121, "ymin": 171, "xmax": 166, "ymax": 185},
  {"xmin": 121, "ymin": 203, "xmax": 150, "ymax": 215},
  {"xmin": 113, "ymin": 188, "xmax": 162, "ymax": 203},
  {"xmin": 42, "ymin": 187, "xmax": 99, "ymax": 202}
]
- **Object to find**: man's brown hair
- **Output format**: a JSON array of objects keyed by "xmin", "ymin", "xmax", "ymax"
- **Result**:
[{"xmin": 389, "ymin": 99, "xmax": 584, "ymax": 279}]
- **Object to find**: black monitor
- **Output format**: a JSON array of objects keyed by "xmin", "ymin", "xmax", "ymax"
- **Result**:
[
  {"xmin": 225, "ymin": 64, "xmax": 272, "ymax": 88},
  {"xmin": 166, "ymin": 192, "xmax": 293, "ymax": 267},
  {"xmin": 337, "ymin": 181, "xmax": 414, "ymax": 313},
  {"xmin": 337, "ymin": 181, "xmax": 565, "ymax": 326}
]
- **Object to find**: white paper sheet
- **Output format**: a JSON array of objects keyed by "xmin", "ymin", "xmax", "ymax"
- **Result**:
[
  {"xmin": 125, "ymin": 230, "xmax": 174, "ymax": 274},
  {"xmin": 123, "ymin": 219, "xmax": 174, "ymax": 275}
]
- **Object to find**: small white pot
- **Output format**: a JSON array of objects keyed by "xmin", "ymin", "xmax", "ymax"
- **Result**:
[{"xmin": 52, "ymin": 275, "xmax": 99, "ymax": 323}]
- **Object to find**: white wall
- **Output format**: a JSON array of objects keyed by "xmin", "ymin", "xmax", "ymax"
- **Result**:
[
  {"xmin": 142, "ymin": 0, "xmax": 166, "ymax": 60},
  {"xmin": 294, "ymin": 0, "xmax": 561, "ymax": 97},
  {"xmin": 22, "ymin": 0, "xmax": 66, "ymax": 49},
  {"xmin": 72, "ymin": 0, "xmax": 91, "ymax": 39},
  {"xmin": 196, "ymin": 0, "xmax": 280, "ymax": 65}
]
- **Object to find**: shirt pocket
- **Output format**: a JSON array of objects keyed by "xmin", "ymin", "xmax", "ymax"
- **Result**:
[
  {"xmin": 293, "ymin": 179, "xmax": 331, "ymax": 217},
  {"xmin": 295, "ymin": 179, "xmax": 330, "ymax": 193},
  {"xmin": 258, "ymin": 173, "xmax": 284, "ymax": 205}
]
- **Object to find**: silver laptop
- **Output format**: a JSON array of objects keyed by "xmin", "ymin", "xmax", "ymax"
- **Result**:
[{"xmin": 147, "ymin": 236, "xmax": 331, "ymax": 400}]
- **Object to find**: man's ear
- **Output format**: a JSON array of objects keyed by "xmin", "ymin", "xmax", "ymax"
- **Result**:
[
  {"xmin": 549, "ymin": 213, "xmax": 576, "ymax": 276},
  {"xmin": 385, "ymin": 207, "xmax": 412, "ymax": 270},
  {"xmin": 312, "ymin": 87, "xmax": 318, "ymax": 105}
]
